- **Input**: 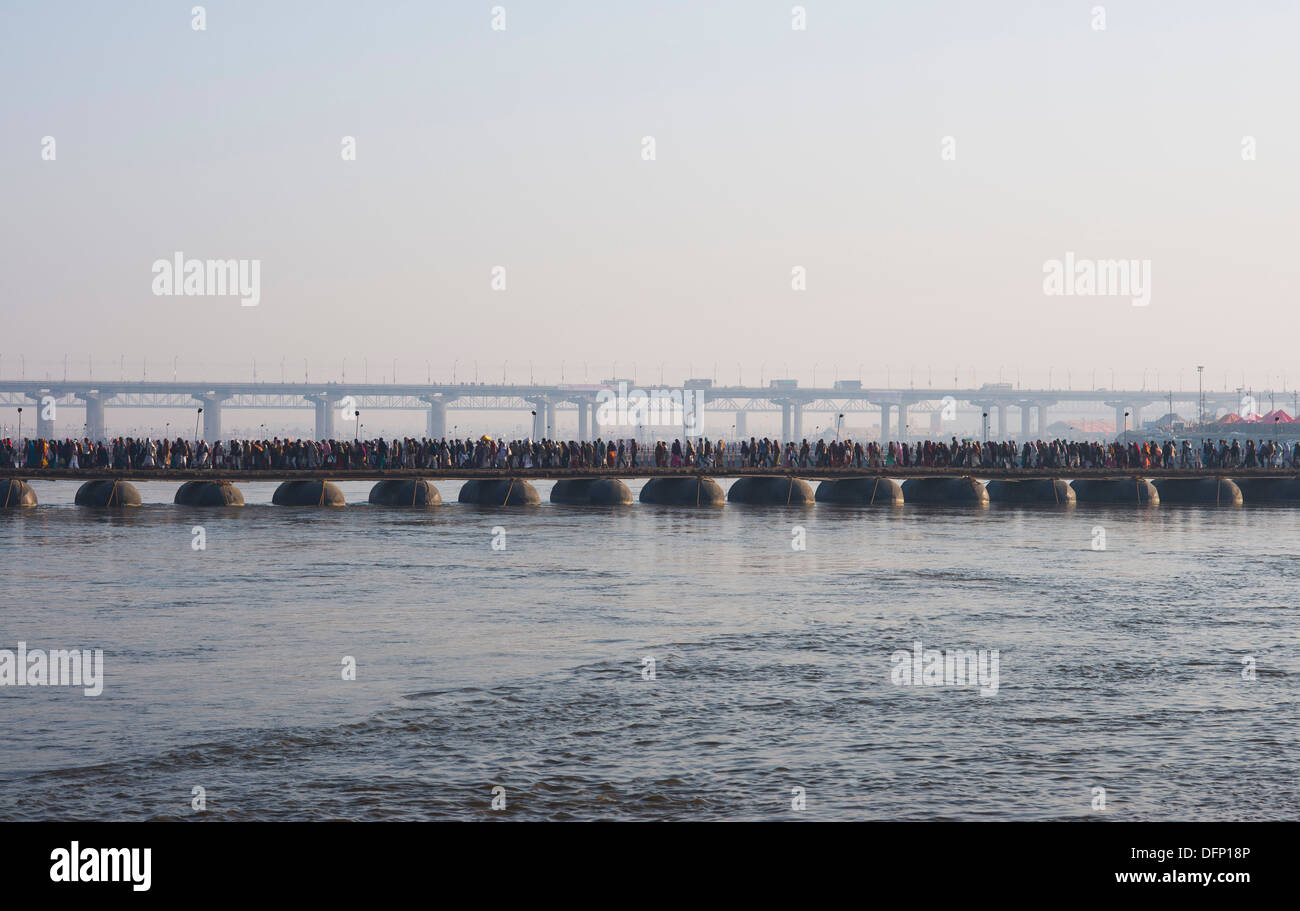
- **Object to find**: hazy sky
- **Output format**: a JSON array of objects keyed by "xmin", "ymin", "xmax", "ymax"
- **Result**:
[{"xmin": 3, "ymin": 0, "xmax": 1298, "ymax": 393}]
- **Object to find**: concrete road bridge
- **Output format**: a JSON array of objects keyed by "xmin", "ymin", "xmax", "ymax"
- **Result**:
[{"xmin": 0, "ymin": 379, "xmax": 1262, "ymax": 443}]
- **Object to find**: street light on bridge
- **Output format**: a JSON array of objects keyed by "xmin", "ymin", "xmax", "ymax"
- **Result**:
[{"xmin": 1196, "ymin": 365, "xmax": 1205, "ymax": 427}]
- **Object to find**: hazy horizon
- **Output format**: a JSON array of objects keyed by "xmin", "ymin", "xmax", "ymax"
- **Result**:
[{"xmin": 4, "ymin": 1, "xmax": 1298, "ymax": 394}]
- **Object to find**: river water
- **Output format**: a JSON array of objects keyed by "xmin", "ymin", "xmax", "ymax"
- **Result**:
[{"xmin": 1, "ymin": 478, "xmax": 1296, "ymax": 820}]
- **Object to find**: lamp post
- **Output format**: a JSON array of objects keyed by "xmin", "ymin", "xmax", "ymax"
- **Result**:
[
  {"xmin": 17, "ymin": 407, "xmax": 22, "ymax": 441},
  {"xmin": 1197, "ymin": 365, "xmax": 1205, "ymax": 427},
  {"xmin": 354, "ymin": 411, "xmax": 360, "ymax": 441},
  {"xmin": 195, "ymin": 407, "xmax": 203, "ymax": 443},
  {"xmin": 982, "ymin": 411, "xmax": 989, "ymax": 443}
]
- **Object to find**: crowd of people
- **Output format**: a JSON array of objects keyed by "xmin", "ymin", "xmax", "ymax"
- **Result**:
[{"xmin": 3, "ymin": 434, "xmax": 1300, "ymax": 471}]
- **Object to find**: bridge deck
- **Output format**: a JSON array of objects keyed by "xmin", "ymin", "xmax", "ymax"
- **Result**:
[{"xmin": 3, "ymin": 467, "xmax": 1296, "ymax": 482}]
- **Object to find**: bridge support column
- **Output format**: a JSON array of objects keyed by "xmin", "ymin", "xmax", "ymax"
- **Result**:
[
  {"xmin": 314, "ymin": 399, "xmax": 337, "ymax": 440},
  {"xmin": 83, "ymin": 393, "xmax": 106, "ymax": 441},
  {"xmin": 897, "ymin": 402, "xmax": 908, "ymax": 439},
  {"xmin": 530, "ymin": 404, "xmax": 545, "ymax": 440},
  {"xmin": 734, "ymin": 411, "xmax": 747, "ymax": 438},
  {"xmin": 791, "ymin": 402, "xmax": 802, "ymax": 441},
  {"xmin": 197, "ymin": 394, "xmax": 228, "ymax": 442},
  {"xmin": 545, "ymin": 401, "xmax": 557, "ymax": 439},
  {"xmin": 1113, "ymin": 404, "xmax": 1127, "ymax": 436},
  {"xmin": 1037, "ymin": 404, "xmax": 1048, "ymax": 435},
  {"xmin": 1020, "ymin": 404, "xmax": 1032, "ymax": 439},
  {"xmin": 686, "ymin": 390, "xmax": 705, "ymax": 440},
  {"xmin": 423, "ymin": 396, "xmax": 447, "ymax": 439},
  {"xmin": 591, "ymin": 400, "xmax": 601, "ymax": 440},
  {"xmin": 684, "ymin": 396, "xmax": 704, "ymax": 440},
  {"xmin": 997, "ymin": 404, "xmax": 1008, "ymax": 438},
  {"xmin": 879, "ymin": 403, "xmax": 892, "ymax": 443},
  {"xmin": 780, "ymin": 403, "xmax": 792, "ymax": 442},
  {"xmin": 30, "ymin": 394, "xmax": 55, "ymax": 439},
  {"xmin": 577, "ymin": 400, "xmax": 589, "ymax": 441}
]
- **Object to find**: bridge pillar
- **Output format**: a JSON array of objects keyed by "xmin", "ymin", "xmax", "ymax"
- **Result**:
[
  {"xmin": 30, "ymin": 394, "xmax": 55, "ymax": 439},
  {"xmin": 423, "ymin": 396, "xmax": 447, "ymax": 439},
  {"xmin": 82, "ymin": 392, "xmax": 106, "ymax": 441},
  {"xmin": 791, "ymin": 402, "xmax": 802, "ymax": 441},
  {"xmin": 1107, "ymin": 403, "xmax": 1128, "ymax": 436},
  {"xmin": 315, "ymin": 399, "xmax": 337, "ymax": 440},
  {"xmin": 197, "ymin": 394, "xmax": 229, "ymax": 442},
  {"xmin": 879, "ymin": 403, "xmax": 892, "ymax": 443},
  {"xmin": 1020, "ymin": 404, "xmax": 1032, "ymax": 439},
  {"xmin": 528, "ymin": 401, "xmax": 546, "ymax": 440},
  {"xmin": 734, "ymin": 411, "xmax": 747, "ymax": 438},
  {"xmin": 591, "ymin": 399, "xmax": 601, "ymax": 440},
  {"xmin": 897, "ymin": 402, "xmax": 908, "ymax": 439},
  {"xmin": 577, "ymin": 400, "xmax": 589, "ymax": 441},
  {"xmin": 780, "ymin": 403, "xmax": 792, "ymax": 442},
  {"xmin": 996, "ymin": 404, "xmax": 1008, "ymax": 438},
  {"xmin": 545, "ymin": 401, "xmax": 557, "ymax": 438}
]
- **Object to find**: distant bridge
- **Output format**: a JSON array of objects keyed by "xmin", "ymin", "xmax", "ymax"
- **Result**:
[{"xmin": 0, "ymin": 378, "xmax": 1270, "ymax": 443}]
